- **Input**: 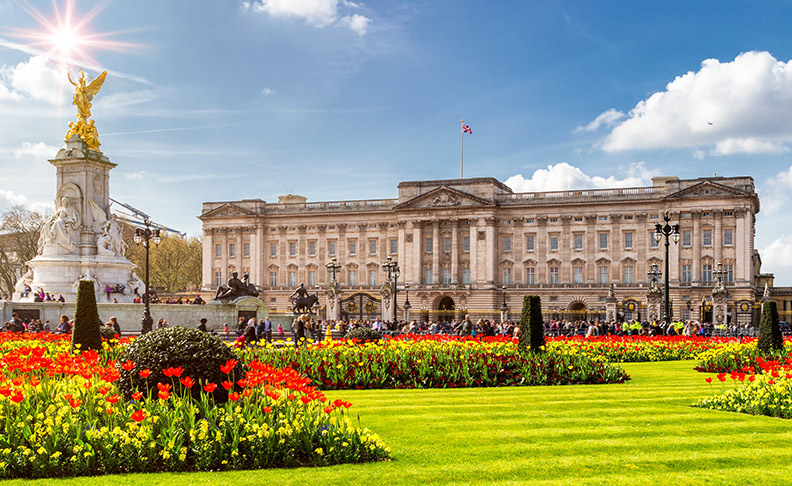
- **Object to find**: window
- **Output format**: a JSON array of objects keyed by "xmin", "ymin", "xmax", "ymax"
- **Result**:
[
  {"xmin": 308, "ymin": 241, "xmax": 316, "ymax": 256},
  {"xmin": 503, "ymin": 236, "xmax": 511, "ymax": 252},
  {"xmin": 682, "ymin": 264, "xmax": 692, "ymax": 283},
  {"xmin": 463, "ymin": 236, "xmax": 470, "ymax": 252},
  {"xmin": 328, "ymin": 240, "xmax": 336, "ymax": 256},
  {"xmin": 229, "ymin": 243, "xmax": 236, "ymax": 258},
  {"xmin": 348, "ymin": 240, "xmax": 356, "ymax": 255},
  {"xmin": 288, "ymin": 242, "xmax": 296, "ymax": 257},
  {"xmin": 270, "ymin": 242, "xmax": 277, "ymax": 257},
  {"xmin": 269, "ymin": 271, "xmax": 277, "ymax": 287},
  {"xmin": 368, "ymin": 269, "xmax": 377, "ymax": 286},
  {"xmin": 214, "ymin": 271, "xmax": 222, "ymax": 287},
  {"xmin": 573, "ymin": 233, "xmax": 583, "ymax": 250},
  {"xmin": 623, "ymin": 265, "xmax": 634, "ymax": 283},
  {"xmin": 549, "ymin": 266, "xmax": 559, "ymax": 284},
  {"xmin": 243, "ymin": 242, "xmax": 250, "ymax": 257},
  {"xmin": 702, "ymin": 263, "xmax": 713, "ymax": 282},
  {"xmin": 599, "ymin": 233, "xmax": 608, "ymax": 250},
  {"xmin": 525, "ymin": 235, "xmax": 535, "ymax": 251},
  {"xmin": 288, "ymin": 271, "xmax": 297, "ymax": 287},
  {"xmin": 703, "ymin": 229, "xmax": 712, "ymax": 246},
  {"xmin": 439, "ymin": 268, "xmax": 450, "ymax": 284},
  {"xmin": 624, "ymin": 215, "xmax": 633, "ymax": 220},
  {"xmin": 437, "ymin": 236, "xmax": 448, "ymax": 253},
  {"xmin": 425, "ymin": 237, "xmax": 433, "ymax": 253},
  {"xmin": 599, "ymin": 216, "xmax": 608, "ymax": 221},
  {"xmin": 724, "ymin": 264, "xmax": 734, "ymax": 282},
  {"xmin": 525, "ymin": 267, "xmax": 535, "ymax": 285},
  {"xmin": 502, "ymin": 268, "xmax": 512, "ymax": 285},
  {"xmin": 598, "ymin": 265, "xmax": 608, "ymax": 284},
  {"xmin": 215, "ymin": 243, "xmax": 222, "ymax": 258},
  {"xmin": 573, "ymin": 266, "xmax": 583, "ymax": 284},
  {"xmin": 650, "ymin": 233, "xmax": 659, "ymax": 249},
  {"xmin": 549, "ymin": 235, "xmax": 559, "ymax": 251},
  {"xmin": 682, "ymin": 230, "xmax": 692, "ymax": 247},
  {"xmin": 348, "ymin": 270, "xmax": 357, "ymax": 286},
  {"xmin": 624, "ymin": 232, "xmax": 633, "ymax": 250},
  {"xmin": 724, "ymin": 229, "xmax": 734, "ymax": 246},
  {"xmin": 369, "ymin": 239, "xmax": 377, "ymax": 255},
  {"xmin": 462, "ymin": 268, "xmax": 470, "ymax": 284},
  {"xmin": 390, "ymin": 239, "xmax": 398, "ymax": 255},
  {"xmin": 425, "ymin": 268, "xmax": 433, "ymax": 284},
  {"xmin": 308, "ymin": 270, "xmax": 316, "ymax": 287}
]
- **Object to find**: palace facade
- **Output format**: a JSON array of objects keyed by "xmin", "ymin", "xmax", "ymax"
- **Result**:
[{"xmin": 199, "ymin": 175, "xmax": 762, "ymax": 324}]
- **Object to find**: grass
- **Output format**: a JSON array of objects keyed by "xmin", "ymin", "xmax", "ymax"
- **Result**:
[{"xmin": 8, "ymin": 361, "xmax": 792, "ymax": 486}]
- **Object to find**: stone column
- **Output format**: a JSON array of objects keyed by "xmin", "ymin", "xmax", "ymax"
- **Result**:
[
  {"xmin": 635, "ymin": 213, "xmax": 647, "ymax": 280},
  {"xmin": 560, "ymin": 216, "xmax": 572, "ymax": 282},
  {"xmin": 512, "ymin": 217, "xmax": 524, "ymax": 282},
  {"xmin": 398, "ymin": 221, "xmax": 408, "ymax": 282},
  {"xmin": 692, "ymin": 211, "xmax": 701, "ymax": 282},
  {"xmin": 609, "ymin": 215, "xmax": 621, "ymax": 283},
  {"xmin": 235, "ymin": 230, "xmax": 243, "ymax": 275},
  {"xmin": 220, "ymin": 228, "xmax": 229, "ymax": 281},
  {"xmin": 432, "ymin": 220, "xmax": 440, "ymax": 284},
  {"xmin": 714, "ymin": 211, "xmax": 723, "ymax": 265},
  {"xmin": 484, "ymin": 217, "xmax": 496, "ymax": 285},
  {"xmin": 412, "ymin": 222, "xmax": 422, "ymax": 285},
  {"xmin": 277, "ymin": 225, "xmax": 288, "ymax": 285},
  {"xmin": 468, "ymin": 219, "xmax": 478, "ymax": 286},
  {"xmin": 255, "ymin": 225, "xmax": 264, "ymax": 286},
  {"xmin": 450, "ymin": 219, "xmax": 459, "ymax": 284},
  {"xmin": 536, "ymin": 217, "xmax": 547, "ymax": 283},
  {"xmin": 735, "ymin": 209, "xmax": 746, "ymax": 282},
  {"xmin": 669, "ymin": 211, "xmax": 681, "ymax": 282},
  {"xmin": 202, "ymin": 229, "xmax": 213, "ymax": 289},
  {"xmin": 585, "ymin": 215, "xmax": 597, "ymax": 282},
  {"xmin": 297, "ymin": 225, "xmax": 307, "ymax": 283}
]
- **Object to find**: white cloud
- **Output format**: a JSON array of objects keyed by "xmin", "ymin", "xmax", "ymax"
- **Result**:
[
  {"xmin": 0, "ymin": 56, "xmax": 69, "ymax": 104},
  {"xmin": 340, "ymin": 14, "xmax": 369, "ymax": 36},
  {"xmin": 261, "ymin": 87, "xmax": 275, "ymax": 96},
  {"xmin": 692, "ymin": 149, "xmax": 706, "ymax": 160},
  {"xmin": 761, "ymin": 235, "xmax": 792, "ymax": 269},
  {"xmin": 598, "ymin": 51, "xmax": 792, "ymax": 155},
  {"xmin": 575, "ymin": 108, "xmax": 624, "ymax": 132},
  {"xmin": 0, "ymin": 189, "xmax": 27, "ymax": 206},
  {"xmin": 14, "ymin": 141, "xmax": 59, "ymax": 160},
  {"xmin": 504, "ymin": 162, "xmax": 659, "ymax": 193},
  {"xmin": 760, "ymin": 165, "xmax": 792, "ymax": 214},
  {"xmin": 243, "ymin": 0, "xmax": 371, "ymax": 34}
]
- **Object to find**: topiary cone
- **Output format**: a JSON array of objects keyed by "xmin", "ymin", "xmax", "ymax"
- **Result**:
[
  {"xmin": 757, "ymin": 299, "xmax": 783, "ymax": 353},
  {"xmin": 518, "ymin": 295, "xmax": 545, "ymax": 352},
  {"xmin": 72, "ymin": 280, "xmax": 103, "ymax": 352}
]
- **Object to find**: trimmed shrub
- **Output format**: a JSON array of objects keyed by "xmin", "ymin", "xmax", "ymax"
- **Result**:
[
  {"xmin": 116, "ymin": 326, "xmax": 245, "ymax": 402},
  {"xmin": 518, "ymin": 295, "xmax": 545, "ymax": 352},
  {"xmin": 758, "ymin": 300, "xmax": 783, "ymax": 353},
  {"xmin": 99, "ymin": 326, "xmax": 119, "ymax": 342},
  {"xmin": 345, "ymin": 327, "xmax": 383, "ymax": 343},
  {"xmin": 72, "ymin": 280, "xmax": 103, "ymax": 352}
]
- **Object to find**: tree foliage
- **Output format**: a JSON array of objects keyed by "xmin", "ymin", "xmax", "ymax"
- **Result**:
[
  {"xmin": 0, "ymin": 205, "xmax": 50, "ymax": 298},
  {"xmin": 125, "ymin": 233, "xmax": 202, "ymax": 292},
  {"xmin": 518, "ymin": 295, "xmax": 545, "ymax": 352},
  {"xmin": 757, "ymin": 300, "xmax": 783, "ymax": 353},
  {"xmin": 72, "ymin": 280, "xmax": 103, "ymax": 352}
]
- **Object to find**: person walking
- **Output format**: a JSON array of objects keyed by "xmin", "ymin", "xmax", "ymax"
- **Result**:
[
  {"xmin": 458, "ymin": 314, "xmax": 473, "ymax": 336},
  {"xmin": 293, "ymin": 314, "xmax": 307, "ymax": 347}
]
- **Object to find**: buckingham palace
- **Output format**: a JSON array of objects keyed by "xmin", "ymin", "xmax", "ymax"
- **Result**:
[{"xmin": 199, "ymin": 175, "xmax": 761, "ymax": 324}]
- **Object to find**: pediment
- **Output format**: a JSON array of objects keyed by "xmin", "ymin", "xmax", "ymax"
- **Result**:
[
  {"xmin": 394, "ymin": 186, "xmax": 495, "ymax": 210},
  {"xmin": 201, "ymin": 203, "xmax": 256, "ymax": 219},
  {"xmin": 666, "ymin": 181, "xmax": 749, "ymax": 199}
]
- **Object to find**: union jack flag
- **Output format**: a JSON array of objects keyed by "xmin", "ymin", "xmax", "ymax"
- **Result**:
[{"xmin": 462, "ymin": 123, "xmax": 472, "ymax": 134}]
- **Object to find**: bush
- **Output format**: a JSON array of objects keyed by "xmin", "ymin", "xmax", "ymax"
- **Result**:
[
  {"xmin": 518, "ymin": 295, "xmax": 544, "ymax": 352},
  {"xmin": 99, "ymin": 326, "xmax": 119, "ymax": 341},
  {"xmin": 116, "ymin": 326, "xmax": 245, "ymax": 402},
  {"xmin": 345, "ymin": 327, "xmax": 383, "ymax": 343},
  {"xmin": 72, "ymin": 280, "xmax": 102, "ymax": 352},
  {"xmin": 758, "ymin": 300, "xmax": 783, "ymax": 353}
]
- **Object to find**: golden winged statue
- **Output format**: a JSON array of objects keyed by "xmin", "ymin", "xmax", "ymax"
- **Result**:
[{"xmin": 65, "ymin": 70, "xmax": 107, "ymax": 151}]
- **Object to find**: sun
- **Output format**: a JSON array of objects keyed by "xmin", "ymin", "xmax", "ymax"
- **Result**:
[{"xmin": 7, "ymin": 0, "xmax": 136, "ymax": 67}]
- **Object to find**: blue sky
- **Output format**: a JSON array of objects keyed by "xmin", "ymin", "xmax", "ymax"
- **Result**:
[{"xmin": 1, "ymin": 0, "xmax": 792, "ymax": 284}]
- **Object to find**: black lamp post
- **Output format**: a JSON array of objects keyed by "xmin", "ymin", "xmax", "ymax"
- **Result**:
[
  {"xmin": 326, "ymin": 256, "xmax": 340, "ymax": 284},
  {"xmin": 653, "ymin": 212, "xmax": 680, "ymax": 326},
  {"xmin": 500, "ymin": 285, "xmax": 508, "ymax": 321},
  {"xmin": 403, "ymin": 284, "xmax": 411, "ymax": 320},
  {"xmin": 383, "ymin": 255, "xmax": 400, "ymax": 323},
  {"xmin": 648, "ymin": 263, "xmax": 661, "ymax": 287},
  {"xmin": 133, "ymin": 219, "xmax": 161, "ymax": 334}
]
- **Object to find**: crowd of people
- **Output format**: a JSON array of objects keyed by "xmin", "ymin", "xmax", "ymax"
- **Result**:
[{"xmin": 2, "ymin": 312, "xmax": 122, "ymax": 336}]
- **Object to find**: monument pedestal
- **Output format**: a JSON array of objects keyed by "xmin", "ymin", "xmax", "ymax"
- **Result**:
[{"xmin": 14, "ymin": 134, "xmax": 142, "ymax": 303}]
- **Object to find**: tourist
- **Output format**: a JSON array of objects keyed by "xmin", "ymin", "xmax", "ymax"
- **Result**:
[
  {"xmin": 156, "ymin": 318, "xmax": 166, "ymax": 329},
  {"xmin": 198, "ymin": 318, "xmax": 208, "ymax": 332},
  {"xmin": 192, "ymin": 294, "xmax": 204, "ymax": 305},
  {"xmin": 235, "ymin": 317, "xmax": 245, "ymax": 336},
  {"xmin": 56, "ymin": 315, "xmax": 72, "ymax": 334},
  {"xmin": 293, "ymin": 314, "xmax": 307, "ymax": 347},
  {"xmin": 108, "ymin": 316, "xmax": 122, "ymax": 336},
  {"xmin": 458, "ymin": 314, "xmax": 473, "ymax": 336},
  {"xmin": 7, "ymin": 313, "xmax": 24, "ymax": 333},
  {"xmin": 223, "ymin": 322, "xmax": 229, "ymax": 337}
]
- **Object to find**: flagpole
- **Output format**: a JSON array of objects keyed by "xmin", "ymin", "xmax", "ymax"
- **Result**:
[{"xmin": 460, "ymin": 119, "xmax": 464, "ymax": 179}]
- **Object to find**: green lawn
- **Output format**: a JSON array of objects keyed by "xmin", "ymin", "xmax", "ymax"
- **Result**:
[{"xmin": 9, "ymin": 361, "xmax": 792, "ymax": 486}]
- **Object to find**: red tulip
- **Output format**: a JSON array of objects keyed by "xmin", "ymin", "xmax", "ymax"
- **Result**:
[
  {"xmin": 69, "ymin": 399, "xmax": 82, "ymax": 408},
  {"xmin": 158, "ymin": 390, "xmax": 171, "ymax": 400},
  {"xmin": 180, "ymin": 376, "xmax": 195, "ymax": 388},
  {"xmin": 130, "ymin": 409, "xmax": 146, "ymax": 422},
  {"xmin": 221, "ymin": 380, "xmax": 233, "ymax": 390},
  {"xmin": 139, "ymin": 369, "xmax": 152, "ymax": 378},
  {"xmin": 9, "ymin": 390, "xmax": 24, "ymax": 403},
  {"xmin": 122, "ymin": 360, "xmax": 135, "ymax": 371},
  {"xmin": 107, "ymin": 394, "xmax": 120, "ymax": 404},
  {"xmin": 228, "ymin": 392, "xmax": 240, "ymax": 402},
  {"xmin": 203, "ymin": 383, "xmax": 218, "ymax": 392},
  {"xmin": 705, "ymin": 377, "xmax": 713, "ymax": 384},
  {"xmin": 131, "ymin": 391, "xmax": 142, "ymax": 400}
]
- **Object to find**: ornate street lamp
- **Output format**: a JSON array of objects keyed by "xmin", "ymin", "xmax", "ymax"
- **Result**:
[
  {"xmin": 653, "ymin": 212, "xmax": 680, "ymax": 326},
  {"xmin": 647, "ymin": 263, "xmax": 661, "ymax": 287},
  {"xmin": 403, "ymin": 283, "xmax": 411, "ymax": 321},
  {"xmin": 326, "ymin": 256, "xmax": 341, "ymax": 284},
  {"xmin": 500, "ymin": 285, "xmax": 508, "ymax": 322},
  {"xmin": 382, "ymin": 255, "xmax": 400, "ymax": 323},
  {"xmin": 133, "ymin": 219, "xmax": 161, "ymax": 334}
]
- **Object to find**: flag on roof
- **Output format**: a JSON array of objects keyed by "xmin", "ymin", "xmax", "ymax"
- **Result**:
[{"xmin": 462, "ymin": 123, "xmax": 471, "ymax": 134}]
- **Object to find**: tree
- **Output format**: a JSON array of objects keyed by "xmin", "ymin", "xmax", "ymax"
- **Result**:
[
  {"xmin": 72, "ymin": 280, "xmax": 103, "ymax": 352},
  {"xmin": 125, "ymin": 233, "xmax": 202, "ymax": 292},
  {"xmin": 518, "ymin": 295, "xmax": 545, "ymax": 352},
  {"xmin": 757, "ymin": 300, "xmax": 783, "ymax": 353},
  {"xmin": 0, "ymin": 205, "xmax": 50, "ymax": 298}
]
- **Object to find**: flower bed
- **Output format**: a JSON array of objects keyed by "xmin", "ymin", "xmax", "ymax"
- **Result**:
[
  {"xmin": 0, "ymin": 333, "xmax": 388, "ymax": 479},
  {"xmin": 546, "ymin": 335, "xmax": 729, "ymax": 362},
  {"xmin": 694, "ymin": 340, "xmax": 792, "ymax": 373},
  {"xmin": 245, "ymin": 335, "xmax": 630, "ymax": 389},
  {"xmin": 695, "ymin": 352, "xmax": 792, "ymax": 419}
]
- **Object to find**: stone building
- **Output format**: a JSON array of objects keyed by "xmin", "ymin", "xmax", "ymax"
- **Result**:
[{"xmin": 199, "ymin": 175, "xmax": 761, "ymax": 324}]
